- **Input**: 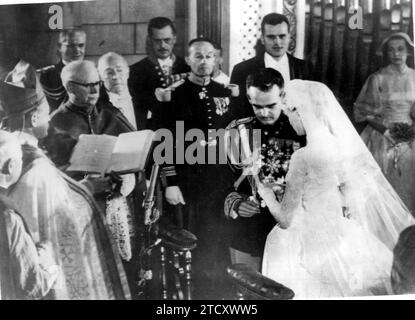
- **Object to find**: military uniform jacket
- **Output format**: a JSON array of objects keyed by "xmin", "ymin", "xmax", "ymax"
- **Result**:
[
  {"xmin": 128, "ymin": 55, "xmax": 190, "ymax": 130},
  {"xmin": 224, "ymin": 115, "xmax": 306, "ymax": 256},
  {"xmin": 162, "ymin": 78, "xmax": 236, "ymax": 199},
  {"xmin": 39, "ymin": 61, "xmax": 67, "ymax": 112}
]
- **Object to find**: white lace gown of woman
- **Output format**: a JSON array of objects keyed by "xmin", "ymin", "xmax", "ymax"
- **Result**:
[{"xmin": 261, "ymin": 80, "xmax": 415, "ymax": 299}]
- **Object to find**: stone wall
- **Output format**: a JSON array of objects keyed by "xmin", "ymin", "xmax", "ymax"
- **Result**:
[
  {"xmin": 0, "ymin": 0, "xmax": 188, "ymax": 69},
  {"xmin": 80, "ymin": 0, "xmax": 186, "ymax": 65}
]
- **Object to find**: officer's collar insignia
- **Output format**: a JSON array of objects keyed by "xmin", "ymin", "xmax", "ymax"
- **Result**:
[{"xmin": 189, "ymin": 73, "xmax": 210, "ymax": 87}]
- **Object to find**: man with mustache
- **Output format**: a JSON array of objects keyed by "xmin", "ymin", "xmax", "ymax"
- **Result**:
[
  {"xmin": 230, "ymin": 13, "xmax": 312, "ymax": 118},
  {"xmin": 128, "ymin": 17, "xmax": 190, "ymax": 130},
  {"xmin": 39, "ymin": 29, "xmax": 87, "ymax": 112},
  {"xmin": 161, "ymin": 38, "xmax": 235, "ymax": 299}
]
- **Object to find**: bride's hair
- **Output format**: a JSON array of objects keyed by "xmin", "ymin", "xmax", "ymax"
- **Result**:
[{"xmin": 285, "ymin": 80, "xmax": 336, "ymax": 136}]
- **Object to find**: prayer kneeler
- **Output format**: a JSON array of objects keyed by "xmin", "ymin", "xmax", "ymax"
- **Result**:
[
  {"xmin": 226, "ymin": 264, "xmax": 295, "ymax": 300},
  {"xmin": 159, "ymin": 225, "xmax": 197, "ymax": 300}
]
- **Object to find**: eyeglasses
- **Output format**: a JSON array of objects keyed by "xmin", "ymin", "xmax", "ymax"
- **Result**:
[{"xmin": 69, "ymin": 80, "xmax": 103, "ymax": 90}]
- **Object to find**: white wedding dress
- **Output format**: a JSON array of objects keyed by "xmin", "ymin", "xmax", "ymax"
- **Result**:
[{"xmin": 262, "ymin": 80, "xmax": 415, "ymax": 299}]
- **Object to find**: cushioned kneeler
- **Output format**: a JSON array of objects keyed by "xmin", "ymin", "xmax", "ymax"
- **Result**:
[{"xmin": 227, "ymin": 263, "xmax": 295, "ymax": 300}]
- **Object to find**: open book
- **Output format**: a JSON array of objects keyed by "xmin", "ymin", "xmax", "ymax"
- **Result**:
[{"xmin": 67, "ymin": 130, "xmax": 155, "ymax": 175}]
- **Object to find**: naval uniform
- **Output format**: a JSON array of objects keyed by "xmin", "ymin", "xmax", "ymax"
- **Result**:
[
  {"xmin": 161, "ymin": 75, "xmax": 236, "ymax": 298},
  {"xmin": 38, "ymin": 62, "xmax": 67, "ymax": 112},
  {"xmin": 224, "ymin": 115, "xmax": 306, "ymax": 264},
  {"xmin": 128, "ymin": 55, "xmax": 190, "ymax": 130}
]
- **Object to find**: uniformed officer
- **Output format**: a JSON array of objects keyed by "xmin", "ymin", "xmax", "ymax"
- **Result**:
[
  {"xmin": 224, "ymin": 68, "xmax": 306, "ymax": 272},
  {"xmin": 38, "ymin": 29, "xmax": 87, "ymax": 113},
  {"xmin": 160, "ymin": 38, "xmax": 235, "ymax": 299},
  {"xmin": 128, "ymin": 17, "xmax": 190, "ymax": 130}
]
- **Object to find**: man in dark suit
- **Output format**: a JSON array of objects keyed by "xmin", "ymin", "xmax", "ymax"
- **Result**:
[
  {"xmin": 230, "ymin": 13, "xmax": 312, "ymax": 118},
  {"xmin": 128, "ymin": 17, "xmax": 190, "ymax": 130}
]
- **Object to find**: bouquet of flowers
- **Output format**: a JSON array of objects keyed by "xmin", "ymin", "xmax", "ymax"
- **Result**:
[
  {"xmin": 388, "ymin": 123, "xmax": 415, "ymax": 174},
  {"xmin": 389, "ymin": 123, "xmax": 415, "ymax": 145},
  {"xmin": 255, "ymin": 138, "xmax": 293, "ymax": 204}
]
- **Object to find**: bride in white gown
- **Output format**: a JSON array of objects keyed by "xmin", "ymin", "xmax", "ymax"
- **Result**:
[{"xmin": 260, "ymin": 80, "xmax": 415, "ymax": 299}]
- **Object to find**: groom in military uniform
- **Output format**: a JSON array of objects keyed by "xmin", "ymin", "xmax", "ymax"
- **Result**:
[{"xmin": 224, "ymin": 68, "xmax": 306, "ymax": 271}]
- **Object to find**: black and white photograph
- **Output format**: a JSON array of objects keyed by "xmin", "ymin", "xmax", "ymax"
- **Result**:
[{"xmin": 0, "ymin": 0, "xmax": 414, "ymax": 303}]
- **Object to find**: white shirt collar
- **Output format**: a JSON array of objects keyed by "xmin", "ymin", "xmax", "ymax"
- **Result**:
[
  {"xmin": 158, "ymin": 56, "xmax": 173, "ymax": 68},
  {"xmin": 108, "ymin": 88, "xmax": 130, "ymax": 100},
  {"xmin": 264, "ymin": 52, "xmax": 288, "ymax": 63},
  {"xmin": 264, "ymin": 52, "xmax": 291, "ymax": 84},
  {"xmin": 107, "ymin": 91, "xmax": 137, "ymax": 129}
]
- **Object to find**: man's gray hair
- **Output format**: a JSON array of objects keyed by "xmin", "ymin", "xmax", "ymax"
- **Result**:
[
  {"xmin": 97, "ymin": 52, "xmax": 129, "ymax": 77},
  {"xmin": 61, "ymin": 60, "xmax": 98, "ymax": 88}
]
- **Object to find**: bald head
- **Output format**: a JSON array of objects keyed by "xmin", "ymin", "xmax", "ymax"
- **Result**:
[
  {"xmin": 97, "ymin": 52, "xmax": 129, "ymax": 94},
  {"xmin": 98, "ymin": 52, "xmax": 128, "ymax": 73},
  {"xmin": 187, "ymin": 39, "xmax": 215, "ymax": 56},
  {"xmin": 61, "ymin": 60, "xmax": 99, "ymax": 86},
  {"xmin": 0, "ymin": 130, "xmax": 22, "ymax": 189},
  {"xmin": 61, "ymin": 61, "xmax": 101, "ymax": 108},
  {"xmin": 186, "ymin": 39, "xmax": 216, "ymax": 77}
]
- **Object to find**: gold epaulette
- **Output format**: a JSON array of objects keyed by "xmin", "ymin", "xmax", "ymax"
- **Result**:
[
  {"xmin": 170, "ymin": 72, "xmax": 190, "ymax": 84},
  {"xmin": 169, "ymin": 78, "xmax": 186, "ymax": 90},
  {"xmin": 36, "ymin": 65, "xmax": 55, "ymax": 74},
  {"xmin": 226, "ymin": 117, "xmax": 254, "ymax": 130}
]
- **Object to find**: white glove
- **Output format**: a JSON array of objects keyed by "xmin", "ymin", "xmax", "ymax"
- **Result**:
[{"xmin": 165, "ymin": 186, "xmax": 186, "ymax": 205}]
